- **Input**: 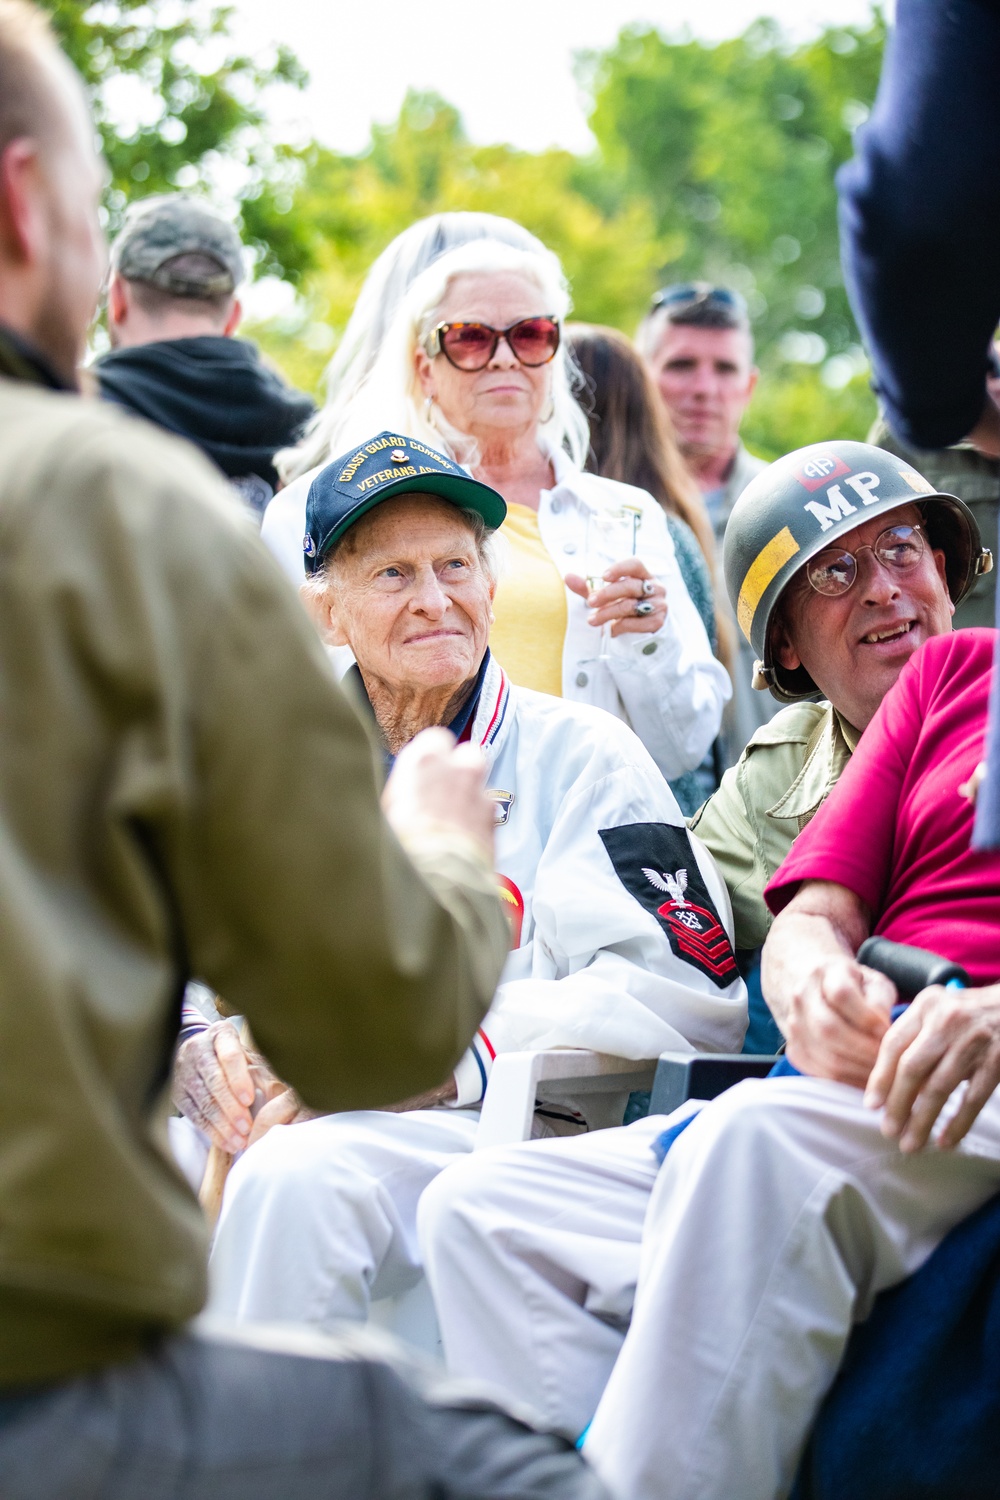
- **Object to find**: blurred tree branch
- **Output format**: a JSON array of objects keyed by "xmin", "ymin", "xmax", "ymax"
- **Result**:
[{"xmin": 41, "ymin": 0, "xmax": 312, "ymax": 282}]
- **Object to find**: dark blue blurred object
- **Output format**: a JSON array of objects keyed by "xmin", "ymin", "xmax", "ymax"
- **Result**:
[
  {"xmin": 791, "ymin": 1189, "xmax": 1000, "ymax": 1500},
  {"xmin": 839, "ymin": 0, "xmax": 1000, "ymax": 451},
  {"xmin": 973, "ymin": 630, "xmax": 1000, "ymax": 849},
  {"xmin": 839, "ymin": 0, "xmax": 1000, "ymax": 842}
]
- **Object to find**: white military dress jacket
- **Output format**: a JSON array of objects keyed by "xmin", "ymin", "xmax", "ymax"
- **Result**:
[
  {"xmin": 448, "ymin": 655, "xmax": 747, "ymax": 1108},
  {"xmin": 260, "ymin": 448, "xmax": 730, "ymax": 782}
]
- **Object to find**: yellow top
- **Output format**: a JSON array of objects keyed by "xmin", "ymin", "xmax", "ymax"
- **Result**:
[{"xmin": 490, "ymin": 501, "xmax": 567, "ymax": 697}]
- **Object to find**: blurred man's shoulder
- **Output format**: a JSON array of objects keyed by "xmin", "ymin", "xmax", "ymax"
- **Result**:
[
  {"xmin": 0, "ymin": 381, "xmax": 260, "ymax": 609},
  {"xmin": 0, "ymin": 380, "xmax": 239, "ymax": 517}
]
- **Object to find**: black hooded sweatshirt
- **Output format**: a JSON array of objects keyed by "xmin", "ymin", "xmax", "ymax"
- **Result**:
[{"xmin": 95, "ymin": 336, "xmax": 314, "ymax": 501}]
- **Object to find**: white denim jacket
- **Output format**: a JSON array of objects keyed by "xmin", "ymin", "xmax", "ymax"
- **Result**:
[{"xmin": 531, "ymin": 447, "xmax": 729, "ymax": 780}]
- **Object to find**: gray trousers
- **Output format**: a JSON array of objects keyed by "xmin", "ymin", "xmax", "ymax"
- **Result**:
[{"xmin": 0, "ymin": 1320, "xmax": 608, "ymax": 1500}]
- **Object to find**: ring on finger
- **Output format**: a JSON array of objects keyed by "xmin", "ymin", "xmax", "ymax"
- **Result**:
[
  {"xmin": 640, "ymin": 578, "xmax": 656, "ymax": 597},
  {"xmin": 634, "ymin": 600, "xmax": 655, "ymax": 617}
]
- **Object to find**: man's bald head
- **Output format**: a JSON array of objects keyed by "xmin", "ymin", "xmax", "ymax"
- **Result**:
[
  {"xmin": 0, "ymin": 0, "xmax": 106, "ymax": 383},
  {"xmin": 0, "ymin": 1, "xmax": 63, "ymax": 151}
]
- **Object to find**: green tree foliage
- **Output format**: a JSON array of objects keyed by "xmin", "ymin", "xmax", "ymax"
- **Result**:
[
  {"xmin": 252, "ymin": 90, "xmax": 671, "ymax": 397},
  {"xmin": 574, "ymin": 12, "xmax": 887, "ymax": 449},
  {"xmin": 64, "ymin": 3, "xmax": 883, "ymax": 453},
  {"xmin": 40, "ymin": 0, "xmax": 310, "ymax": 280},
  {"xmin": 251, "ymin": 15, "xmax": 885, "ymax": 452},
  {"xmin": 581, "ymin": 12, "xmax": 886, "ymax": 360},
  {"xmin": 742, "ymin": 369, "xmax": 876, "ymax": 461}
]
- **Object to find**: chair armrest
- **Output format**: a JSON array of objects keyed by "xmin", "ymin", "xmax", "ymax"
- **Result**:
[
  {"xmin": 649, "ymin": 1052, "xmax": 778, "ymax": 1117},
  {"xmin": 474, "ymin": 1050, "xmax": 658, "ymax": 1151}
]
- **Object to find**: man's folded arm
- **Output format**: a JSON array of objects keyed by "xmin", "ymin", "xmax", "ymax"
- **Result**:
[{"xmin": 761, "ymin": 879, "xmax": 893, "ymax": 1087}]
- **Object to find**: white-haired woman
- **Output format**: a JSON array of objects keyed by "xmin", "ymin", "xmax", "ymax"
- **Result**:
[
  {"xmin": 278, "ymin": 211, "xmax": 546, "ymax": 487},
  {"xmin": 263, "ymin": 228, "xmax": 730, "ymax": 780}
]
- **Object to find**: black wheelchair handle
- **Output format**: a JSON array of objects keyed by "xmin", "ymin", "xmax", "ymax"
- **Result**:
[{"xmin": 857, "ymin": 936, "xmax": 969, "ymax": 1000}]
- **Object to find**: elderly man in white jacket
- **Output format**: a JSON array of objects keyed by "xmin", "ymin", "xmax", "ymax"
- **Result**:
[{"xmin": 173, "ymin": 432, "xmax": 746, "ymax": 1329}]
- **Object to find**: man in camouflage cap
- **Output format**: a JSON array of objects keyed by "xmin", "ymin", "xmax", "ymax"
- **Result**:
[
  {"xmin": 96, "ymin": 194, "xmax": 313, "ymax": 514},
  {"xmin": 111, "ymin": 194, "xmax": 246, "ymax": 299}
]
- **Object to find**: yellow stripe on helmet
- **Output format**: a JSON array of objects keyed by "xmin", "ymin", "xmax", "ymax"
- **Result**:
[{"xmin": 737, "ymin": 526, "xmax": 801, "ymax": 641}]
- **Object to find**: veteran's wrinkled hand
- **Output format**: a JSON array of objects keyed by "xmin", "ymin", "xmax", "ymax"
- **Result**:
[
  {"xmin": 782, "ymin": 955, "xmax": 896, "ymax": 1090},
  {"xmin": 173, "ymin": 1021, "xmax": 275, "ymax": 1154},
  {"xmin": 865, "ymin": 982, "xmax": 1000, "ymax": 1151}
]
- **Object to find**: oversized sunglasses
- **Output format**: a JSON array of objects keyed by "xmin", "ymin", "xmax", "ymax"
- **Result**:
[
  {"xmin": 805, "ymin": 523, "xmax": 927, "ymax": 597},
  {"xmin": 429, "ymin": 317, "xmax": 561, "ymax": 371}
]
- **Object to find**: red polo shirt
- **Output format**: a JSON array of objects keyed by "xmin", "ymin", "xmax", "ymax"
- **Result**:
[{"xmin": 765, "ymin": 630, "xmax": 1000, "ymax": 985}]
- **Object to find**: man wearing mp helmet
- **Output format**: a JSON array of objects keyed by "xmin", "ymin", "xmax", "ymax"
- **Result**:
[
  {"xmin": 691, "ymin": 438, "xmax": 992, "ymax": 967},
  {"xmin": 415, "ymin": 438, "xmax": 992, "ymax": 1455},
  {"xmin": 170, "ymin": 430, "xmax": 746, "ymax": 1332}
]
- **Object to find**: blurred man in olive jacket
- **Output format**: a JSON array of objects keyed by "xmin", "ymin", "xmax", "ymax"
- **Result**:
[{"xmin": 0, "ymin": 5, "xmax": 606, "ymax": 1498}]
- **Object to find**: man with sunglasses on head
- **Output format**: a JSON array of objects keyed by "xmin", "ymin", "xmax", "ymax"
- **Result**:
[
  {"xmin": 637, "ymin": 282, "xmax": 774, "ymax": 764},
  {"xmin": 418, "ymin": 440, "xmax": 994, "ymax": 1465}
]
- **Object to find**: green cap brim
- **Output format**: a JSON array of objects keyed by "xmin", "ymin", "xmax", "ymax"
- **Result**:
[{"xmin": 318, "ymin": 471, "xmax": 507, "ymax": 555}]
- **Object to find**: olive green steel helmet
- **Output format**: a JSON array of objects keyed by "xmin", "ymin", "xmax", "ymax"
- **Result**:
[{"xmin": 723, "ymin": 440, "xmax": 993, "ymax": 703}]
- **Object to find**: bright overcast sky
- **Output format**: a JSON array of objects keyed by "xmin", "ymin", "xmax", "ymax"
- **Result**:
[{"xmin": 226, "ymin": 0, "xmax": 889, "ymax": 157}]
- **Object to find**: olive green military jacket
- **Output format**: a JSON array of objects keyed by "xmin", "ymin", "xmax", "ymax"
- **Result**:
[
  {"xmin": 690, "ymin": 701, "xmax": 858, "ymax": 953},
  {"xmin": 0, "ymin": 358, "xmax": 507, "ymax": 1387}
]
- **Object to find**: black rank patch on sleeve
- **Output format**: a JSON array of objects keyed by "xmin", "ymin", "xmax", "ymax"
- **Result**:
[{"xmin": 599, "ymin": 822, "xmax": 739, "ymax": 988}]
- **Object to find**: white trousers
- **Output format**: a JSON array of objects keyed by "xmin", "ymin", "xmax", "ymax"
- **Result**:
[
  {"xmin": 167, "ymin": 1115, "xmax": 211, "ymax": 1193},
  {"xmin": 207, "ymin": 1108, "xmax": 481, "ymax": 1326},
  {"xmin": 418, "ymin": 1076, "xmax": 1000, "ymax": 1500}
]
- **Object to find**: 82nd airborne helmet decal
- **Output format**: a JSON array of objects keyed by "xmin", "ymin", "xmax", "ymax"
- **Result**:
[{"xmin": 599, "ymin": 823, "xmax": 739, "ymax": 988}]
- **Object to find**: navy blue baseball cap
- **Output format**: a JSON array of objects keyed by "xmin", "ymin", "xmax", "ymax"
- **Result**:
[{"xmin": 303, "ymin": 431, "xmax": 507, "ymax": 573}]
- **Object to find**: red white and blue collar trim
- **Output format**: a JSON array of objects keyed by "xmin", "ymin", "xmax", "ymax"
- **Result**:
[{"xmin": 467, "ymin": 654, "xmax": 511, "ymax": 761}]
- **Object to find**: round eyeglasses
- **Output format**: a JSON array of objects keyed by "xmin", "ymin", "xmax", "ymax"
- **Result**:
[
  {"xmin": 805, "ymin": 523, "xmax": 927, "ymax": 597},
  {"xmin": 429, "ymin": 317, "xmax": 561, "ymax": 371}
]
